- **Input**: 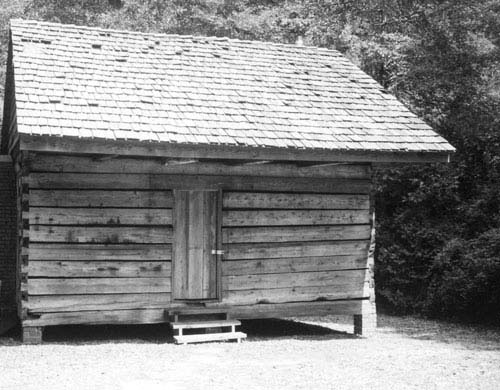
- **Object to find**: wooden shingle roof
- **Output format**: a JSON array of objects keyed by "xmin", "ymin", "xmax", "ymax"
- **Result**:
[{"xmin": 8, "ymin": 19, "xmax": 454, "ymax": 161}]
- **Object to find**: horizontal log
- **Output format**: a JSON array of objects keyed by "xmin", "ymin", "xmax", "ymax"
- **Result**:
[
  {"xmin": 23, "ymin": 308, "xmax": 169, "ymax": 326},
  {"xmin": 223, "ymin": 210, "xmax": 369, "ymax": 226},
  {"xmin": 22, "ymin": 300, "xmax": 364, "ymax": 326},
  {"xmin": 222, "ymin": 255, "xmax": 367, "ymax": 276},
  {"xmin": 29, "ymin": 244, "xmax": 172, "ymax": 261},
  {"xmin": 28, "ymin": 277, "xmax": 171, "ymax": 295},
  {"xmin": 223, "ymin": 225, "xmax": 371, "ymax": 243},
  {"xmin": 28, "ymin": 173, "xmax": 370, "ymax": 194},
  {"xmin": 223, "ymin": 192, "xmax": 370, "ymax": 210},
  {"xmin": 223, "ymin": 283, "xmax": 369, "ymax": 305},
  {"xmin": 30, "ymin": 226, "xmax": 172, "ymax": 244},
  {"xmin": 27, "ymin": 154, "xmax": 371, "ymax": 179},
  {"xmin": 26, "ymin": 208, "xmax": 172, "ymax": 225},
  {"xmin": 223, "ymin": 269, "xmax": 366, "ymax": 290},
  {"xmin": 29, "ymin": 261, "xmax": 171, "ymax": 278},
  {"xmin": 21, "ymin": 134, "xmax": 451, "ymax": 163},
  {"xmin": 223, "ymin": 241, "xmax": 369, "ymax": 260},
  {"xmin": 27, "ymin": 293, "xmax": 172, "ymax": 313},
  {"xmin": 229, "ymin": 300, "xmax": 363, "ymax": 319},
  {"xmin": 29, "ymin": 190, "xmax": 173, "ymax": 208}
]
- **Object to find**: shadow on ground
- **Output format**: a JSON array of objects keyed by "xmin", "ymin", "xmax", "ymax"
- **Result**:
[
  {"xmin": 3, "ymin": 315, "xmax": 498, "ymax": 348},
  {"xmin": 0, "ymin": 318, "xmax": 353, "ymax": 345},
  {"xmin": 44, "ymin": 323, "xmax": 175, "ymax": 344},
  {"xmin": 241, "ymin": 318, "xmax": 355, "ymax": 341}
]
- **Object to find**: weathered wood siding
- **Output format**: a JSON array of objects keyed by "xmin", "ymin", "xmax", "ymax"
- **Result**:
[
  {"xmin": 221, "ymin": 191, "xmax": 371, "ymax": 305},
  {"xmin": 23, "ymin": 155, "xmax": 173, "ymax": 319},
  {"xmin": 21, "ymin": 153, "xmax": 372, "ymax": 326},
  {"xmin": 25, "ymin": 186, "xmax": 173, "ymax": 314}
]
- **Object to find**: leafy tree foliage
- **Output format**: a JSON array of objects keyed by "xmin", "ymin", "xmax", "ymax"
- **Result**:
[
  {"xmin": 25, "ymin": 0, "xmax": 121, "ymax": 25},
  {"xmin": 0, "ymin": 0, "xmax": 499, "ymax": 323},
  {"xmin": 426, "ymin": 229, "xmax": 500, "ymax": 324}
]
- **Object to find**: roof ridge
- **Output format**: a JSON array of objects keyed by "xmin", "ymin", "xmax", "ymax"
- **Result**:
[{"xmin": 9, "ymin": 18, "xmax": 340, "ymax": 54}]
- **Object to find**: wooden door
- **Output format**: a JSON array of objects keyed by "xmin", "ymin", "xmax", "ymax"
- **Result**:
[{"xmin": 172, "ymin": 190, "xmax": 220, "ymax": 300}]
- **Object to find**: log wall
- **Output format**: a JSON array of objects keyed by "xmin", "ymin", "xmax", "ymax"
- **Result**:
[
  {"xmin": 221, "ymin": 192, "xmax": 371, "ymax": 305},
  {"xmin": 21, "ymin": 153, "xmax": 373, "ymax": 326},
  {"xmin": 26, "ymin": 186, "xmax": 173, "ymax": 315}
]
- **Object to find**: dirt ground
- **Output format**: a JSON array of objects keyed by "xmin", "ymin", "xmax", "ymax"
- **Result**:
[{"xmin": 0, "ymin": 314, "xmax": 499, "ymax": 390}]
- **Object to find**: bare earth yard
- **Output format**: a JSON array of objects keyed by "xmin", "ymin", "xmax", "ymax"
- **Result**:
[{"xmin": 0, "ymin": 314, "xmax": 499, "ymax": 390}]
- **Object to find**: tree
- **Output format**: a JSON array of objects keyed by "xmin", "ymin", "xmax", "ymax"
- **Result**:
[{"xmin": 25, "ymin": 0, "xmax": 121, "ymax": 25}]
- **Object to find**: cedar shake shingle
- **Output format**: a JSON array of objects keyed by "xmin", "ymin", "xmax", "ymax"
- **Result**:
[{"xmin": 10, "ymin": 19, "xmax": 454, "ymax": 154}]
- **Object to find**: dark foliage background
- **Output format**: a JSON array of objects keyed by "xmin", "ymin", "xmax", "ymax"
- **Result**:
[{"xmin": 1, "ymin": 0, "xmax": 499, "ymax": 324}]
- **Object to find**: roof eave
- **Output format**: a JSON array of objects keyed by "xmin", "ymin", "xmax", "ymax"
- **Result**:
[{"xmin": 19, "ymin": 134, "xmax": 453, "ymax": 164}]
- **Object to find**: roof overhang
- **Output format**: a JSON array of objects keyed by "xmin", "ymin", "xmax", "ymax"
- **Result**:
[{"xmin": 20, "ymin": 135, "xmax": 452, "ymax": 164}]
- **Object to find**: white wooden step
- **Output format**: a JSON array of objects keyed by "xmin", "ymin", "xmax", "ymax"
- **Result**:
[
  {"xmin": 174, "ymin": 331, "xmax": 247, "ymax": 345},
  {"xmin": 171, "ymin": 319, "xmax": 241, "ymax": 330},
  {"xmin": 169, "ymin": 307, "xmax": 230, "ymax": 315}
]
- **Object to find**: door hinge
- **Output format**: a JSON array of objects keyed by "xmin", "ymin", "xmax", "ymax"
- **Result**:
[{"xmin": 211, "ymin": 249, "xmax": 225, "ymax": 255}]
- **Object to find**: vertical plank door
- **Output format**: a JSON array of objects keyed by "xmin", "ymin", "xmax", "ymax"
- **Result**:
[{"xmin": 172, "ymin": 190, "xmax": 219, "ymax": 300}]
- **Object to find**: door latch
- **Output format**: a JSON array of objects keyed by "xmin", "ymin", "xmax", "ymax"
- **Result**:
[{"xmin": 211, "ymin": 249, "xmax": 225, "ymax": 255}]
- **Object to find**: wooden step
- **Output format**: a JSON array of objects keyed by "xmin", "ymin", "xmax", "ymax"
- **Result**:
[
  {"xmin": 169, "ymin": 307, "xmax": 230, "ymax": 316},
  {"xmin": 174, "ymin": 331, "xmax": 247, "ymax": 345},
  {"xmin": 171, "ymin": 319, "xmax": 241, "ymax": 330}
]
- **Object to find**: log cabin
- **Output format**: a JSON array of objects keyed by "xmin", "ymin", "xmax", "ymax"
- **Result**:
[{"xmin": 0, "ymin": 19, "xmax": 454, "ymax": 344}]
